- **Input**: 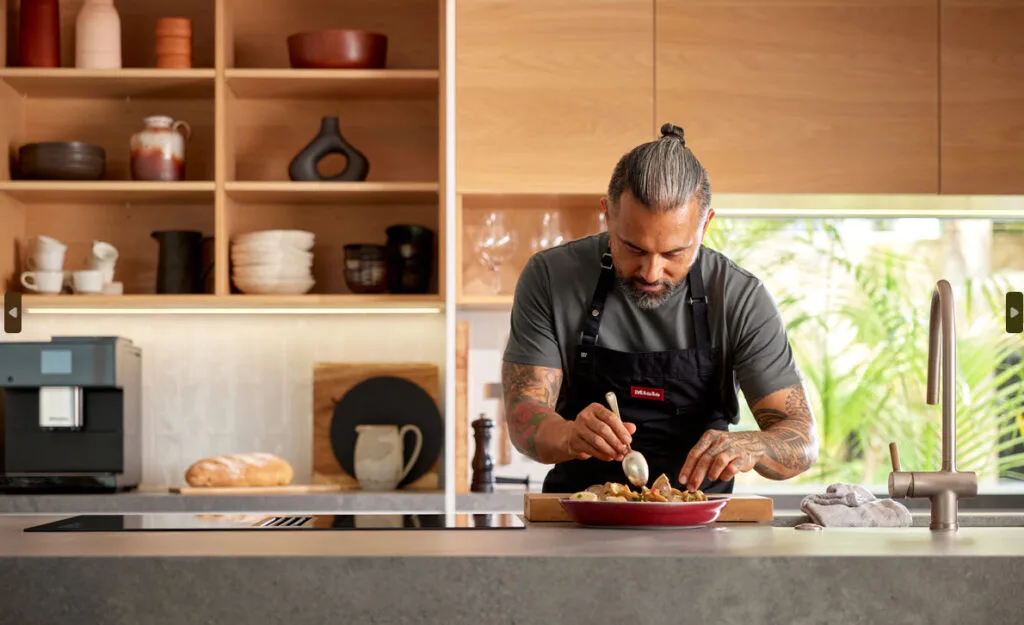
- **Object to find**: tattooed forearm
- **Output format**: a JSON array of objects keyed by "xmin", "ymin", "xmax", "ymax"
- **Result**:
[
  {"xmin": 501, "ymin": 362, "xmax": 564, "ymax": 462},
  {"xmin": 748, "ymin": 383, "xmax": 819, "ymax": 480}
]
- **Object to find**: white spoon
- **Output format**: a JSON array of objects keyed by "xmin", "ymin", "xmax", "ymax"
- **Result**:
[{"xmin": 605, "ymin": 391, "xmax": 649, "ymax": 488}]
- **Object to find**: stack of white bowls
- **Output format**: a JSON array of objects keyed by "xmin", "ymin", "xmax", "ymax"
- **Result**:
[{"xmin": 231, "ymin": 230, "xmax": 316, "ymax": 294}]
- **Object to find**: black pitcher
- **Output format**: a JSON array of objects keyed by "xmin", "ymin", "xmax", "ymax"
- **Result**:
[
  {"xmin": 152, "ymin": 230, "xmax": 204, "ymax": 294},
  {"xmin": 384, "ymin": 225, "xmax": 434, "ymax": 294}
]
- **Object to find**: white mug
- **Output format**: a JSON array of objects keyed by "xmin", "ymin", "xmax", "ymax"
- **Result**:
[
  {"xmin": 21, "ymin": 270, "xmax": 64, "ymax": 294},
  {"xmin": 90, "ymin": 259, "xmax": 116, "ymax": 283},
  {"xmin": 91, "ymin": 241, "xmax": 118, "ymax": 263},
  {"xmin": 26, "ymin": 247, "xmax": 66, "ymax": 272},
  {"xmin": 102, "ymin": 281, "xmax": 123, "ymax": 295},
  {"xmin": 72, "ymin": 270, "xmax": 105, "ymax": 294},
  {"xmin": 31, "ymin": 235, "xmax": 67, "ymax": 254}
]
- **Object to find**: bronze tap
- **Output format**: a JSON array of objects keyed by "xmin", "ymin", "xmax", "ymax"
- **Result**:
[{"xmin": 888, "ymin": 279, "xmax": 978, "ymax": 531}]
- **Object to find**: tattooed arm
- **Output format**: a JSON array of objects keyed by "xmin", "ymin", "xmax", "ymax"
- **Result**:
[
  {"xmin": 678, "ymin": 382, "xmax": 818, "ymax": 490},
  {"xmin": 501, "ymin": 362, "xmax": 573, "ymax": 464},
  {"xmin": 746, "ymin": 383, "xmax": 819, "ymax": 480}
]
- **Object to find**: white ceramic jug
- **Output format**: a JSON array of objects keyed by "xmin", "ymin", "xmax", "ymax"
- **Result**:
[{"xmin": 353, "ymin": 424, "xmax": 423, "ymax": 491}]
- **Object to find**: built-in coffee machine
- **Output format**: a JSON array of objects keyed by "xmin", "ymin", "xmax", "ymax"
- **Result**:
[{"xmin": 0, "ymin": 337, "xmax": 142, "ymax": 493}]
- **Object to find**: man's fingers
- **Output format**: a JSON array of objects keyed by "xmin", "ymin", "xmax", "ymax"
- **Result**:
[
  {"xmin": 582, "ymin": 417, "xmax": 627, "ymax": 456},
  {"xmin": 717, "ymin": 458, "xmax": 742, "ymax": 482},
  {"xmin": 575, "ymin": 429, "xmax": 618, "ymax": 461},
  {"xmin": 589, "ymin": 403, "xmax": 633, "ymax": 447},
  {"xmin": 706, "ymin": 453, "xmax": 736, "ymax": 482},
  {"xmin": 678, "ymin": 432, "xmax": 716, "ymax": 486},
  {"xmin": 688, "ymin": 446, "xmax": 718, "ymax": 491}
]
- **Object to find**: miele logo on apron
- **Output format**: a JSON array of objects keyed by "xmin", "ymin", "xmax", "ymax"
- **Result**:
[{"xmin": 630, "ymin": 386, "xmax": 665, "ymax": 401}]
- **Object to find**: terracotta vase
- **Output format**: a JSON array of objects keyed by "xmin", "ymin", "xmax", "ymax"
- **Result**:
[
  {"xmin": 288, "ymin": 116, "xmax": 370, "ymax": 182},
  {"xmin": 155, "ymin": 17, "xmax": 192, "ymax": 69},
  {"xmin": 130, "ymin": 115, "xmax": 191, "ymax": 182},
  {"xmin": 75, "ymin": 0, "xmax": 122, "ymax": 69},
  {"xmin": 18, "ymin": 0, "xmax": 61, "ymax": 68}
]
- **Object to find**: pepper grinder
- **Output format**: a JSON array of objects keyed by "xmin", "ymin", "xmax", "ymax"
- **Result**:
[{"xmin": 471, "ymin": 415, "xmax": 495, "ymax": 493}]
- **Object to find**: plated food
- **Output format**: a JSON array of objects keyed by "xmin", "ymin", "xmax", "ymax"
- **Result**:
[{"xmin": 568, "ymin": 473, "xmax": 708, "ymax": 503}]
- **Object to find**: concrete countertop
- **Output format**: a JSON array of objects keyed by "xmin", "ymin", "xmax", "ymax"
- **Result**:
[{"xmin": 1, "ymin": 515, "xmax": 1022, "ymax": 624}]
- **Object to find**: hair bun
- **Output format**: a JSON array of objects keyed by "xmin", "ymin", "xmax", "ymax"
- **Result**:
[{"xmin": 660, "ymin": 123, "xmax": 686, "ymax": 146}]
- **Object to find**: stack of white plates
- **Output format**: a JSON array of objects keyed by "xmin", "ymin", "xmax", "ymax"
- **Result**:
[{"xmin": 231, "ymin": 230, "xmax": 315, "ymax": 294}]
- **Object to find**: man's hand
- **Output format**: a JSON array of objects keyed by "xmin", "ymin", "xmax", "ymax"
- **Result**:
[
  {"xmin": 678, "ymin": 430, "xmax": 764, "ymax": 491},
  {"xmin": 678, "ymin": 382, "xmax": 818, "ymax": 491},
  {"xmin": 564, "ymin": 402, "xmax": 636, "ymax": 462}
]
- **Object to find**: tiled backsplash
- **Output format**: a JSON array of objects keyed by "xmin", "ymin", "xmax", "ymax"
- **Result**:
[{"xmin": 3, "ymin": 314, "xmax": 445, "ymax": 487}]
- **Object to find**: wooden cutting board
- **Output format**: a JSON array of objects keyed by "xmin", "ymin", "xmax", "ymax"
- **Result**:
[
  {"xmin": 313, "ymin": 362, "xmax": 441, "ymax": 490},
  {"xmin": 523, "ymin": 493, "xmax": 774, "ymax": 523},
  {"xmin": 170, "ymin": 484, "xmax": 343, "ymax": 495}
]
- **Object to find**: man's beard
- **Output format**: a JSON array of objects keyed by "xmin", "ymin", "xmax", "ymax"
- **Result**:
[{"xmin": 616, "ymin": 276, "xmax": 683, "ymax": 310}]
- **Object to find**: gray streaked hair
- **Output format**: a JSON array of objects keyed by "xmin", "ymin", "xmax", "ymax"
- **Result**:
[{"xmin": 607, "ymin": 123, "xmax": 712, "ymax": 219}]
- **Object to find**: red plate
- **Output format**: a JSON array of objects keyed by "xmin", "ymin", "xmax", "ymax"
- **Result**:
[{"xmin": 559, "ymin": 496, "xmax": 729, "ymax": 528}]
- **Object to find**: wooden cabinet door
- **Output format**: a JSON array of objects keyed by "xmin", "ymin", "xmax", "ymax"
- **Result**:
[
  {"xmin": 655, "ymin": 0, "xmax": 939, "ymax": 194},
  {"xmin": 456, "ymin": 0, "xmax": 655, "ymax": 194},
  {"xmin": 940, "ymin": 0, "xmax": 1024, "ymax": 194}
]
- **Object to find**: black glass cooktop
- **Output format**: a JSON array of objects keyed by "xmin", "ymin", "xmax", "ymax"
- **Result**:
[{"xmin": 24, "ymin": 513, "xmax": 525, "ymax": 532}]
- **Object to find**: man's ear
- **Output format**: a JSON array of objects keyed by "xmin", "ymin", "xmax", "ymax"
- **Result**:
[{"xmin": 700, "ymin": 207, "xmax": 715, "ymax": 239}]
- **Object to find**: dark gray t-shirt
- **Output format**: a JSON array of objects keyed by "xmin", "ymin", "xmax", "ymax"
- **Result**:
[{"xmin": 503, "ymin": 232, "xmax": 802, "ymax": 421}]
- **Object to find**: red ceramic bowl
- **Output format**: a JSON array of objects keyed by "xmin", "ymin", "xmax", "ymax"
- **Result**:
[
  {"xmin": 287, "ymin": 29, "xmax": 388, "ymax": 69},
  {"xmin": 559, "ymin": 497, "xmax": 729, "ymax": 528}
]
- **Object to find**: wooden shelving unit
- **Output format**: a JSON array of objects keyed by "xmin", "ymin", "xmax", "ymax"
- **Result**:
[
  {"xmin": 21, "ymin": 293, "xmax": 443, "ymax": 311},
  {"xmin": 0, "ymin": 0, "xmax": 447, "ymax": 311}
]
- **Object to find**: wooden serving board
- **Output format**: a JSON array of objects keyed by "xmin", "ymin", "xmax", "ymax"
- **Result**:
[
  {"xmin": 524, "ymin": 493, "xmax": 774, "ymax": 523},
  {"xmin": 171, "ymin": 484, "xmax": 343, "ymax": 495},
  {"xmin": 313, "ymin": 362, "xmax": 441, "ymax": 490}
]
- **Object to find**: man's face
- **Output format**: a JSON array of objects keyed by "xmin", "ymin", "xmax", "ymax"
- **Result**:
[{"xmin": 602, "ymin": 191, "xmax": 714, "ymax": 309}]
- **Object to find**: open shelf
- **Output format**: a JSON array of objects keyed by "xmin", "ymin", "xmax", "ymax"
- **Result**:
[
  {"xmin": 21, "ymin": 293, "xmax": 444, "ymax": 312},
  {"xmin": 457, "ymin": 294, "xmax": 514, "ymax": 310},
  {"xmin": 224, "ymin": 0, "xmax": 439, "ymax": 70},
  {"xmin": 223, "ymin": 193, "xmax": 440, "ymax": 297},
  {"xmin": 224, "ymin": 97, "xmax": 438, "ymax": 183},
  {"xmin": 225, "ymin": 69, "xmax": 439, "ymax": 100},
  {"xmin": 0, "ymin": 69, "xmax": 216, "ymax": 99},
  {"xmin": 224, "ymin": 181, "xmax": 438, "ymax": 204},
  {"xmin": 457, "ymin": 193, "xmax": 605, "ymax": 302},
  {"xmin": 0, "ymin": 181, "xmax": 214, "ymax": 204}
]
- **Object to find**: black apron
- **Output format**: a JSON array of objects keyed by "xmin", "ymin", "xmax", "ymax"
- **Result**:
[{"xmin": 541, "ymin": 245, "xmax": 735, "ymax": 494}]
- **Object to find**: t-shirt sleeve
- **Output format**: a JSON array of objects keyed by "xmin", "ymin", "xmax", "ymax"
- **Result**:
[
  {"xmin": 503, "ymin": 254, "xmax": 563, "ymax": 369},
  {"xmin": 727, "ymin": 278, "xmax": 803, "ymax": 403}
]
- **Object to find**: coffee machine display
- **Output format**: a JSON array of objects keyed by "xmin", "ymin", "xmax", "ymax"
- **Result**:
[{"xmin": 0, "ymin": 337, "xmax": 142, "ymax": 493}]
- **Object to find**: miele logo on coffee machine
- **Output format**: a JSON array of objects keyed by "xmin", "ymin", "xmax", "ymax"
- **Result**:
[{"xmin": 630, "ymin": 386, "xmax": 665, "ymax": 401}]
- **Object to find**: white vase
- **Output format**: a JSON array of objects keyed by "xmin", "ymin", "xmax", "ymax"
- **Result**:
[
  {"xmin": 75, "ymin": 0, "xmax": 121, "ymax": 69},
  {"xmin": 353, "ymin": 424, "xmax": 423, "ymax": 491}
]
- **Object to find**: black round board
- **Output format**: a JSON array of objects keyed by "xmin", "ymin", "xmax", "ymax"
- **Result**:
[{"xmin": 330, "ymin": 376, "xmax": 443, "ymax": 488}]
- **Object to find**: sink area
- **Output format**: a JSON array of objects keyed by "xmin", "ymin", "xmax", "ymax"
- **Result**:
[{"xmin": 770, "ymin": 509, "xmax": 1024, "ymax": 528}]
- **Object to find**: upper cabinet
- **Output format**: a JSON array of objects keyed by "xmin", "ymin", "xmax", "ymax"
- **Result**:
[
  {"xmin": 654, "ymin": 0, "xmax": 940, "ymax": 194},
  {"xmin": 455, "ymin": 0, "xmax": 655, "ymax": 194},
  {"xmin": 940, "ymin": 0, "xmax": 1024, "ymax": 195}
]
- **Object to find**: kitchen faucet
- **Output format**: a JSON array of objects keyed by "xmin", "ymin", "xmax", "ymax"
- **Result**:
[{"xmin": 888, "ymin": 279, "xmax": 978, "ymax": 531}]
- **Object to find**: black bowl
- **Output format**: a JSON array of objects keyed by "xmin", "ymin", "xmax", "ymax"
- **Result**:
[{"xmin": 17, "ymin": 141, "xmax": 106, "ymax": 180}]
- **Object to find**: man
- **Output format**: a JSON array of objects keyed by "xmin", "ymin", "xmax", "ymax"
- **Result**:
[{"xmin": 501, "ymin": 123, "xmax": 819, "ymax": 494}]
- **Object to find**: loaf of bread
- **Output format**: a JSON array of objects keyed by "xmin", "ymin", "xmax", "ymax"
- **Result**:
[{"xmin": 184, "ymin": 452, "xmax": 294, "ymax": 487}]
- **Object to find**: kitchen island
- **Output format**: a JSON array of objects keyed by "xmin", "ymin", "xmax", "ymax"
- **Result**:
[{"xmin": 1, "ymin": 515, "xmax": 1022, "ymax": 625}]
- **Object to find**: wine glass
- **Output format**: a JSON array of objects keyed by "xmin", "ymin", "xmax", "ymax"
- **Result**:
[
  {"xmin": 530, "ymin": 212, "xmax": 566, "ymax": 254},
  {"xmin": 474, "ymin": 212, "xmax": 518, "ymax": 294}
]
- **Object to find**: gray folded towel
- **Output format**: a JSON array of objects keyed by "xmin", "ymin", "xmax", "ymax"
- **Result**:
[{"xmin": 799, "ymin": 483, "xmax": 912, "ymax": 528}]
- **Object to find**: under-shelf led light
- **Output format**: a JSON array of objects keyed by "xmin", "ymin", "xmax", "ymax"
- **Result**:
[{"xmin": 25, "ymin": 307, "xmax": 444, "ymax": 315}]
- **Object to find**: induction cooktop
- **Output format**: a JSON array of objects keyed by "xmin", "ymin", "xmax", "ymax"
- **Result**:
[{"xmin": 24, "ymin": 513, "xmax": 526, "ymax": 532}]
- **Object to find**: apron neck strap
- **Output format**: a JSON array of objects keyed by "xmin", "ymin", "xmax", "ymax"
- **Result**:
[{"xmin": 580, "ymin": 243, "xmax": 713, "ymax": 351}]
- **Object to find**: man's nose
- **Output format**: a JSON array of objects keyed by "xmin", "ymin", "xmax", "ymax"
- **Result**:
[{"xmin": 641, "ymin": 256, "xmax": 665, "ymax": 283}]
